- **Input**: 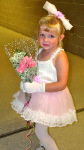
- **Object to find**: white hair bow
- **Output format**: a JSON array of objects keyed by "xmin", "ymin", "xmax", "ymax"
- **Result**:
[{"xmin": 43, "ymin": 1, "xmax": 73, "ymax": 30}]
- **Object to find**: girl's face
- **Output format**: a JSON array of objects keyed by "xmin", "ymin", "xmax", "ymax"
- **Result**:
[{"xmin": 38, "ymin": 28, "xmax": 60, "ymax": 51}]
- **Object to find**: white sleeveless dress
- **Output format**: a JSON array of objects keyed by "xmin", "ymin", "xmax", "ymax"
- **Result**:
[{"xmin": 21, "ymin": 48, "xmax": 77, "ymax": 127}]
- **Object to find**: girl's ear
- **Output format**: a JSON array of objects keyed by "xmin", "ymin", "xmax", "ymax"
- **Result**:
[{"xmin": 61, "ymin": 34, "xmax": 65, "ymax": 40}]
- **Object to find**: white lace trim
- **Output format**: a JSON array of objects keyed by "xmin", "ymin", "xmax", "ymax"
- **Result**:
[
  {"xmin": 13, "ymin": 90, "xmax": 20, "ymax": 98},
  {"xmin": 11, "ymin": 99, "xmax": 24, "ymax": 114},
  {"xmin": 21, "ymin": 108, "xmax": 77, "ymax": 127}
]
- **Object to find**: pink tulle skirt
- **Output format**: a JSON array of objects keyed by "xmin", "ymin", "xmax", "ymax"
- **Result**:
[{"xmin": 21, "ymin": 87, "xmax": 77, "ymax": 127}]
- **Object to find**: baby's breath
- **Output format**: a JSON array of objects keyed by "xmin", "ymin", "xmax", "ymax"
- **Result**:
[{"xmin": 10, "ymin": 51, "xmax": 37, "ymax": 82}]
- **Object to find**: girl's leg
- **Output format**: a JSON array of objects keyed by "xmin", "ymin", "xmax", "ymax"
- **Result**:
[{"xmin": 35, "ymin": 123, "xmax": 59, "ymax": 150}]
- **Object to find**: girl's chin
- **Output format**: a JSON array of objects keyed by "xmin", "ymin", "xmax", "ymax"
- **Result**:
[
  {"xmin": 42, "ymin": 45, "xmax": 50, "ymax": 50},
  {"xmin": 43, "ymin": 47, "xmax": 50, "ymax": 51}
]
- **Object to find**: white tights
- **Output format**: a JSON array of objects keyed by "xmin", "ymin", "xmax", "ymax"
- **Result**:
[{"xmin": 35, "ymin": 123, "xmax": 59, "ymax": 150}]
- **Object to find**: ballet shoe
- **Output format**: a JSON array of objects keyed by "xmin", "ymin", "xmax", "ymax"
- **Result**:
[{"xmin": 36, "ymin": 146, "xmax": 45, "ymax": 150}]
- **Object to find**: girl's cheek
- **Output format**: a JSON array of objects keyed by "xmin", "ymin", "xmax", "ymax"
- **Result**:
[{"xmin": 38, "ymin": 38, "xmax": 42, "ymax": 44}]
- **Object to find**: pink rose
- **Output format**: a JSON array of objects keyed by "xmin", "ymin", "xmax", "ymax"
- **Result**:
[
  {"xmin": 17, "ymin": 63, "xmax": 27, "ymax": 73},
  {"xmin": 17, "ymin": 56, "xmax": 37, "ymax": 73},
  {"xmin": 56, "ymin": 11, "xmax": 65, "ymax": 18}
]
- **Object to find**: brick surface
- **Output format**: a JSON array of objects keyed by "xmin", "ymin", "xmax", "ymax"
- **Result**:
[{"xmin": 0, "ymin": 0, "xmax": 84, "ymax": 57}]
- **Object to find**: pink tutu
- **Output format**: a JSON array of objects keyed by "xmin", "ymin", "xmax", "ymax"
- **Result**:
[
  {"xmin": 21, "ymin": 86, "xmax": 77, "ymax": 127},
  {"xmin": 11, "ymin": 90, "xmax": 30, "ymax": 114}
]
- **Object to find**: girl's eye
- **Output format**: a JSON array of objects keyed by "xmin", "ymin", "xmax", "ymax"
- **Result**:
[
  {"xmin": 50, "ymin": 35, "xmax": 54, "ymax": 38},
  {"xmin": 40, "ymin": 34, "xmax": 44, "ymax": 37}
]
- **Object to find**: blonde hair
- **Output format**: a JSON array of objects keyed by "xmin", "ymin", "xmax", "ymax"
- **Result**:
[{"xmin": 38, "ymin": 15, "xmax": 65, "ymax": 47}]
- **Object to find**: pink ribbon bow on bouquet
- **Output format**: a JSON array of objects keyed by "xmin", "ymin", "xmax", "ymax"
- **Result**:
[
  {"xmin": 34, "ymin": 75, "xmax": 48, "ymax": 83},
  {"xmin": 43, "ymin": 1, "xmax": 73, "ymax": 30}
]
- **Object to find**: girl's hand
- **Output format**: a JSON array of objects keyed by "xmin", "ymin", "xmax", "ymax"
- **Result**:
[{"xmin": 20, "ymin": 81, "xmax": 45, "ymax": 93}]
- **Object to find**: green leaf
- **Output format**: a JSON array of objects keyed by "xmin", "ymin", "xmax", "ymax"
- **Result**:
[
  {"xmin": 16, "ymin": 49, "xmax": 19, "ymax": 52},
  {"xmin": 26, "ymin": 124, "xmax": 30, "ymax": 129},
  {"xmin": 24, "ymin": 53, "xmax": 27, "ymax": 57}
]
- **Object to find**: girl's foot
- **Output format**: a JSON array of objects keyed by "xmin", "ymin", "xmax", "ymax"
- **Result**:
[{"xmin": 36, "ymin": 146, "xmax": 45, "ymax": 150}]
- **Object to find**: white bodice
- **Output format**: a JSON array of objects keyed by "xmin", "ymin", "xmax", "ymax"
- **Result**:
[{"xmin": 37, "ymin": 48, "xmax": 64, "ymax": 83}]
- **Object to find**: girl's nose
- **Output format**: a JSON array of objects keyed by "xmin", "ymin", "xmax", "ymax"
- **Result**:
[{"xmin": 44, "ymin": 37, "xmax": 48, "ymax": 42}]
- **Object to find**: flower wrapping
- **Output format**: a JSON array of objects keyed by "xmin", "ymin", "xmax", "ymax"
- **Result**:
[
  {"xmin": 5, "ymin": 38, "xmax": 38, "ymax": 83},
  {"xmin": 4, "ymin": 38, "xmax": 38, "ymax": 114}
]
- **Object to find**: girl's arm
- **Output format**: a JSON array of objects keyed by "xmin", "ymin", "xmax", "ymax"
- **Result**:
[{"xmin": 45, "ymin": 51, "xmax": 69, "ymax": 92}]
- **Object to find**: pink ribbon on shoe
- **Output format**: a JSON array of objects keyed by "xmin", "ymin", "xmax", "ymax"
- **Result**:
[
  {"xmin": 22, "ymin": 101, "xmax": 29, "ymax": 111},
  {"xmin": 25, "ymin": 130, "xmax": 34, "ymax": 150},
  {"xmin": 25, "ymin": 75, "xmax": 48, "ymax": 150}
]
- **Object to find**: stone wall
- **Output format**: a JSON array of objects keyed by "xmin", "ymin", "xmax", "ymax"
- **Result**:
[{"xmin": 0, "ymin": 0, "xmax": 84, "ymax": 58}]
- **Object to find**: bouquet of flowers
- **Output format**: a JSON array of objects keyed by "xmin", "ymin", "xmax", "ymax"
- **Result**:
[
  {"xmin": 10, "ymin": 50, "xmax": 37, "ymax": 83},
  {"xmin": 5, "ymin": 38, "xmax": 38, "ymax": 126}
]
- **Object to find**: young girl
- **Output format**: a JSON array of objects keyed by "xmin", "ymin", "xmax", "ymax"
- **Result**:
[{"xmin": 20, "ymin": 1, "xmax": 77, "ymax": 150}]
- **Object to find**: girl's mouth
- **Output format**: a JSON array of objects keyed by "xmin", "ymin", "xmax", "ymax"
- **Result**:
[{"xmin": 43, "ymin": 44, "xmax": 49, "ymax": 47}]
